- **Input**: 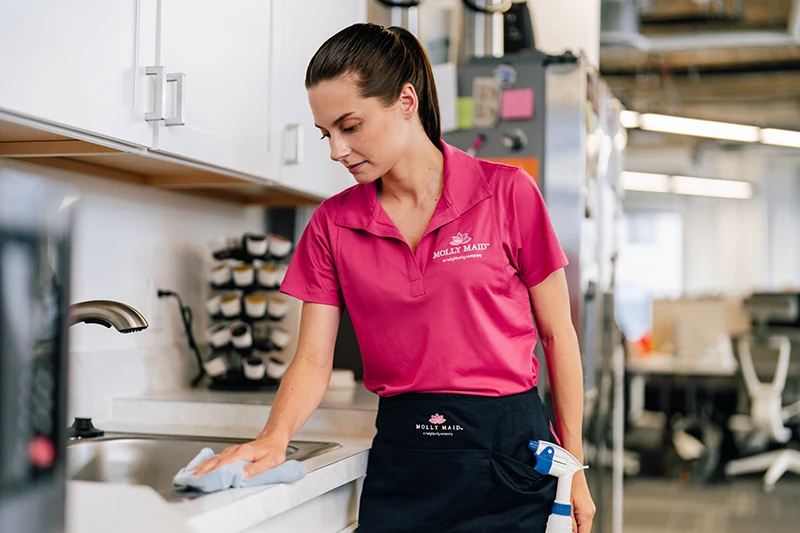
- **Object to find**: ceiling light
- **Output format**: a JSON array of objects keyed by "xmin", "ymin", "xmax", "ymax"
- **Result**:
[
  {"xmin": 620, "ymin": 171, "xmax": 670, "ymax": 193},
  {"xmin": 761, "ymin": 128, "xmax": 800, "ymax": 148},
  {"xmin": 619, "ymin": 110, "xmax": 640, "ymax": 129},
  {"xmin": 671, "ymin": 175, "xmax": 753, "ymax": 199},
  {"xmin": 638, "ymin": 114, "xmax": 760, "ymax": 143},
  {"xmin": 620, "ymin": 172, "xmax": 753, "ymax": 199}
]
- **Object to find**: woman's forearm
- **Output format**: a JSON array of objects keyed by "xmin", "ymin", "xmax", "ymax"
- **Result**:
[
  {"xmin": 256, "ymin": 355, "xmax": 333, "ymax": 444},
  {"xmin": 541, "ymin": 332, "xmax": 585, "ymax": 462}
]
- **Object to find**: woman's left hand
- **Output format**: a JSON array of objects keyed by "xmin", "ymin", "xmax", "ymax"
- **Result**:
[{"xmin": 571, "ymin": 470, "xmax": 596, "ymax": 533}]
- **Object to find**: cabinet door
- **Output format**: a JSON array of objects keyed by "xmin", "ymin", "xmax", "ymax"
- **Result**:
[
  {"xmin": 153, "ymin": 0, "xmax": 273, "ymax": 178},
  {"xmin": 0, "ymin": 1, "xmax": 158, "ymax": 147},
  {"xmin": 271, "ymin": 0, "xmax": 367, "ymax": 199}
]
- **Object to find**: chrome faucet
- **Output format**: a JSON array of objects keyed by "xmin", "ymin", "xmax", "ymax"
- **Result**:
[
  {"xmin": 68, "ymin": 300, "xmax": 149, "ymax": 333},
  {"xmin": 67, "ymin": 300, "xmax": 149, "ymax": 439}
]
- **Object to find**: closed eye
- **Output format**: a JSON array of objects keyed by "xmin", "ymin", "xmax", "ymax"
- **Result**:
[{"xmin": 343, "ymin": 125, "xmax": 359, "ymax": 134}]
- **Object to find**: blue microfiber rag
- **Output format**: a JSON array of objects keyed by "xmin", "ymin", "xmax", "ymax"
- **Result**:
[{"xmin": 172, "ymin": 447, "xmax": 307, "ymax": 493}]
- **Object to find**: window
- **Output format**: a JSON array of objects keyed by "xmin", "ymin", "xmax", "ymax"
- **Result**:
[{"xmin": 615, "ymin": 211, "xmax": 683, "ymax": 340}]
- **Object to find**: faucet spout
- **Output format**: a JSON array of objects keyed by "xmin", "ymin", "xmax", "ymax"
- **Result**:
[{"xmin": 68, "ymin": 300, "xmax": 149, "ymax": 333}]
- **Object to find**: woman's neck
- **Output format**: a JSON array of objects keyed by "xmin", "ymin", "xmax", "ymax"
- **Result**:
[{"xmin": 378, "ymin": 137, "xmax": 444, "ymax": 207}]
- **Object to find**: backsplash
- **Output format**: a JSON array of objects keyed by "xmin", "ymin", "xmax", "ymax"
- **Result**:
[{"xmin": 8, "ymin": 160, "xmax": 300, "ymax": 423}]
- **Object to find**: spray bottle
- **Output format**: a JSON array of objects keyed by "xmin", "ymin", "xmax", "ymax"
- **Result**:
[{"xmin": 528, "ymin": 440, "xmax": 588, "ymax": 533}]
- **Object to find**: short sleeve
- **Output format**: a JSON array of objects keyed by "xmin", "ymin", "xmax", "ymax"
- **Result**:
[
  {"xmin": 506, "ymin": 169, "xmax": 568, "ymax": 287},
  {"xmin": 279, "ymin": 206, "xmax": 344, "ymax": 307}
]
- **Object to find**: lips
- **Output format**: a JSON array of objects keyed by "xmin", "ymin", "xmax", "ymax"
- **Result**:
[{"xmin": 346, "ymin": 161, "xmax": 365, "ymax": 173}]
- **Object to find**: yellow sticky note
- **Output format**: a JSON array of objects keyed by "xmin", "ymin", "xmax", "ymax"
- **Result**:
[{"xmin": 457, "ymin": 97, "xmax": 475, "ymax": 130}]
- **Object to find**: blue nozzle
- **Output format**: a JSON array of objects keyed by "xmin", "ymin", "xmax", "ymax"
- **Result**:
[{"xmin": 529, "ymin": 440, "xmax": 555, "ymax": 475}]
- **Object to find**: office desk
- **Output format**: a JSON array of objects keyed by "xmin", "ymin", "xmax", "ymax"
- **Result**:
[{"xmin": 627, "ymin": 353, "xmax": 738, "ymax": 424}]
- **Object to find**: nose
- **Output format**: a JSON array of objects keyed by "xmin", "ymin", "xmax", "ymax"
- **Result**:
[{"xmin": 329, "ymin": 134, "xmax": 350, "ymax": 162}]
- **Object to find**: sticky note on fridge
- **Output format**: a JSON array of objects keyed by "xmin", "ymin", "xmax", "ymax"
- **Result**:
[
  {"xmin": 501, "ymin": 88, "xmax": 535, "ymax": 120},
  {"xmin": 457, "ymin": 97, "xmax": 475, "ymax": 130}
]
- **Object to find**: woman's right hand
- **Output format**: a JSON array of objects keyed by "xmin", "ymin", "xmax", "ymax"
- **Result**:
[{"xmin": 191, "ymin": 436, "xmax": 288, "ymax": 479}]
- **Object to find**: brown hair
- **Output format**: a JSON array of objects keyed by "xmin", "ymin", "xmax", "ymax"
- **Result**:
[{"xmin": 305, "ymin": 23, "xmax": 441, "ymax": 150}]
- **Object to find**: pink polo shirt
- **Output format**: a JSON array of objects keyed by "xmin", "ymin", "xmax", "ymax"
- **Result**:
[{"xmin": 280, "ymin": 141, "xmax": 568, "ymax": 397}]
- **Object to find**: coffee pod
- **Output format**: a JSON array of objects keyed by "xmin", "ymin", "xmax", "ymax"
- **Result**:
[
  {"xmin": 205, "ymin": 323, "xmax": 230, "ymax": 348},
  {"xmin": 203, "ymin": 354, "xmax": 229, "ymax": 378},
  {"xmin": 220, "ymin": 294, "xmax": 242, "ymax": 318},
  {"xmin": 266, "ymin": 357, "xmax": 289, "ymax": 380},
  {"xmin": 229, "ymin": 321, "xmax": 253, "ymax": 349},
  {"xmin": 267, "ymin": 294, "xmax": 290, "ymax": 320},
  {"xmin": 244, "ymin": 233, "xmax": 269, "ymax": 257},
  {"xmin": 258, "ymin": 264, "xmax": 279, "ymax": 288},
  {"xmin": 205, "ymin": 295, "xmax": 222, "ymax": 316},
  {"xmin": 210, "ymin": 264, "xmax": 231, "ymax": 286},
  {"xmin": 269, "ymin": 326, "xmax": 291, "ymax": 350},
  {"xmin": 243, "ymin": 355, "xmax": 266, "ymax": 380},
  {"xmin": 268, "ymin": 234, "xmax": 292, "ymax": 258},
  {"xmin": 245, "ymin": 294, "xmax": 268, "ymax": 318},
  {"xmin": 232, "ymin": 264, "xmax": 254, "ymax": 287}
]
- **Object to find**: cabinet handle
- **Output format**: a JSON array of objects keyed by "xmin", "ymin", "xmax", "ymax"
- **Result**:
[
  {"xmin": 145, "ymin": 66, "xmax": 166, "ymax": 121},
  {"xmin": 283, "ymin": 124, "xmax": 303, "ymax": 164},
  {"xmin": 165, "ymin": 72, "xmax": 186, "ymax": 127}
]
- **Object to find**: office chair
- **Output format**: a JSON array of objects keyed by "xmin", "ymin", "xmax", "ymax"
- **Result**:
[{"xmin": 725, "ymin": 335, "xmax": 800, "ymax": 492}]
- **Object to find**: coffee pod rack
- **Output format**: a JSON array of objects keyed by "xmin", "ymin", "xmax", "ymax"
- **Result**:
[{"xmin": 202, "ymin": 232, "xmax": 294, "ymax": 391}]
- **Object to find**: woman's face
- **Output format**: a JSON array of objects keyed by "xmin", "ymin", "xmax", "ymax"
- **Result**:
[{"xmin": 308, "ymin": 74, "xmax": 413, "ymax": 185}]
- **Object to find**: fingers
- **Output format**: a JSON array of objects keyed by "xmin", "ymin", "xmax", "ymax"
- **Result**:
[
  {"xmin": 576, "ymin": 505, "xmax": 596, "ymax": 533},
  {"xmin": 243, "ymin": 454, "xmax": 282, "ymax": 480},
  {"xmin": 192, "ymin": 445, "xmax": 241, "ymax": 477}
]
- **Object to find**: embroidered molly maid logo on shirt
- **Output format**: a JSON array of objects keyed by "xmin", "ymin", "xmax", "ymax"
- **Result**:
[
  {"xmin": 416, "ymin": 412, "xmax": 464, "ymax": 436},
  {"xmin": 433, "ymin": 231, "xmax": 490, "ymax": 262},
  {"xmin": 450, "ymin": 232, "xmax": 472, "ymax": 246}
]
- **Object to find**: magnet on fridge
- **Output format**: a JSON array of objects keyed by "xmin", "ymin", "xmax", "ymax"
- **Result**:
[
  {"xmin": 493, "ymin": 64, "xmax": 518, "ymax": 89},
  {"xmin": 457, "ymin": 97, "xmax": 475, "ymax": 130},
  {"xmin": 500, "ymin": 88, "xmax": 535, "ymax": 121},
  {"xmin": 473, "ymin": 77, "xmax": 502, "ymax": 129}
]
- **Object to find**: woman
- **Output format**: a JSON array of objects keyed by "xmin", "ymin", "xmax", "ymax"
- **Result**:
[{"xmin": 194, "ymin": 23, "xmax": 595, "ymax": 533}]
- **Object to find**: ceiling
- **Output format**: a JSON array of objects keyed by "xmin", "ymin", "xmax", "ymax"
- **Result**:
[{"xmin": 600, "ymin": 0, "xmax": 800, "ymax": 132}]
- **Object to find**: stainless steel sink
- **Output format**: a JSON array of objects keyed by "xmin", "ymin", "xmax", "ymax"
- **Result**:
[{"xmin": 67, "ymin": 433, "xmax": 340, "ymax": 502}]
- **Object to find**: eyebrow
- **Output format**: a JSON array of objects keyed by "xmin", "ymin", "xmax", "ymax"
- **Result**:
[{"xmin": 314, "ymin": 112, "xmax": 355, "ymax": 130}]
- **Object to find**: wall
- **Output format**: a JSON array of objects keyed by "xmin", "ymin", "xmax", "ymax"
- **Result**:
[
  {"xmin": 4, "ymin": 159, "xmax": 274, "ymax": 423},
  {"xmin": 622, "ymin": 141, "xmax": 800, "ymax": 297}
]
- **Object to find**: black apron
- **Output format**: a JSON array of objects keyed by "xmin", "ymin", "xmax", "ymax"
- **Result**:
[{"xmin": 358, "ymin": 387, "xmax": 558, "ymax": 533}]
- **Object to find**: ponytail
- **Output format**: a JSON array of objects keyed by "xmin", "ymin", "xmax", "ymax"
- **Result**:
[{"xmin": 306, "ymin": 23, "xmax": 442, "ymax": 151}]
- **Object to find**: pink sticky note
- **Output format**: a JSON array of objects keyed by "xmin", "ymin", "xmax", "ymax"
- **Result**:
[{"xmin": 501, "ymin": 88, "xmax": 534, "ymax": 120}]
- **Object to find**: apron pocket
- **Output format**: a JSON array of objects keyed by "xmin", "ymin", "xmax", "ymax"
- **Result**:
[
  {"xmin": 489, "ymin": 450, "xmax": 548, "ymax": 495},
  {"xmin": 360, "ymin": 439, "xmax": 495, "ymax": 532}
]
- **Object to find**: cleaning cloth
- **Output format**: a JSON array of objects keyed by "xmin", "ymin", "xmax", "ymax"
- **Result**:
[{"xmin": 173, "ymin": 447, "xmax": 307, "ymax": 493}]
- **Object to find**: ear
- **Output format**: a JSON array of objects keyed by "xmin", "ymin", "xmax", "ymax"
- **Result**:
[{"xmin": 398, "ymin": 83, "xmax": 418, "ymax": 119}]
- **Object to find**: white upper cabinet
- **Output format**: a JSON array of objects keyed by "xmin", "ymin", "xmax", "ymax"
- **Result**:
[
  {"xmin": 152, "ymin": 0, "xmax": 274, "ymax": 177},
  {"xmin": 0, "ymin": 0, "xmax": 158, "ymax": 148},
  {"xmin": 270, "ymin": 0, "xmax": 367, "ymax": 199},
  {"xmin": 1, "ymin": 1, "xmax": 371, "ymax": 199}
]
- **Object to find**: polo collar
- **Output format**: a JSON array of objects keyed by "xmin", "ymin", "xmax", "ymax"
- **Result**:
[{"xmin": 335, "ymin": 141, "xmax": 492, "ymax": 238}]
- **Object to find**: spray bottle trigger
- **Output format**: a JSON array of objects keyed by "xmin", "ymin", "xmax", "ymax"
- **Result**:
[{"xmin": 529, "ymin": 441, "xmax": 555, "ymax": 475}]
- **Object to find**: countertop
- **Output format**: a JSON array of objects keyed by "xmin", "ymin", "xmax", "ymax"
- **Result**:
[{"xmin": 67, "ymin": 385, "xmax": 379, "ymax": 533}]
